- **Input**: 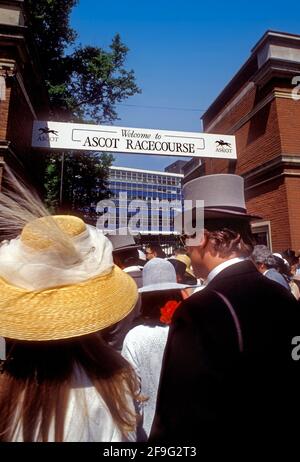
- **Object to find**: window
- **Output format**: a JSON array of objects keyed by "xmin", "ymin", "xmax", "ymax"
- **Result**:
[{"xmin": 251, "ymin": 221, "xmax": 272, "ymax": 249}]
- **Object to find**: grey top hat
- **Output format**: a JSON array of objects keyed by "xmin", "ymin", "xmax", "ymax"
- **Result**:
[
  {"xmin": 183, "ymin": 174, "xmax": 261, "ymax": 220},
  {"xmin": 139, "ymin": 258, "xmax": 196, "ymax": 293},
  {"xmin": 107, "ymin": 229, "xmax": 140, "ymax": 252}
]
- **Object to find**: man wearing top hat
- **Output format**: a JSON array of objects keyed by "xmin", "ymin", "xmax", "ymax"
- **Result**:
[{"xmin": 150, "ymin": 174, "xmax": 300, "ymax": 445}]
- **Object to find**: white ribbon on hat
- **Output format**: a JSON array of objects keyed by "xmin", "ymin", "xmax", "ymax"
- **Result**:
[{"xmin": 0, "ymin": 226, "xmax": 113, "ymax": 290}]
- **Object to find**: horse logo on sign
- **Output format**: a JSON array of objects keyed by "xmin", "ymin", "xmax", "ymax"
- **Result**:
[
  {"xmin": 215, "ymin": 139, "xmax": 231, "ymax": 148},
  {"xmin": 39, "ymin": 127, "xmax": 59, "ymax": 136}
]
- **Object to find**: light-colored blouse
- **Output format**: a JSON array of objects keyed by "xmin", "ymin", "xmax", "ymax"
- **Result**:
[
  {"xmin": 11, "ymin": 366, "xmax": 136, "ymax": 442},
  {"xmin": 122, "ymin": 324, "xmax": 169, "ymax": 440}
]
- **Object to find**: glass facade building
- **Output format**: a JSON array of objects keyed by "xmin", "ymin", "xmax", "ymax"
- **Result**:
[{"xmin": 106, "ymin": 166, "xmax": 183, "ymax": 234}]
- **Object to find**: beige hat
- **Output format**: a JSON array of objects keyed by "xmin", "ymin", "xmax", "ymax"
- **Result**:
[
  {"xmin": 0, "ymin": 215, "xmax": 138, "ymax": 341},
  {"xmin": 176, "ymin": 254, "xmax": 195, "ymax": 277}
]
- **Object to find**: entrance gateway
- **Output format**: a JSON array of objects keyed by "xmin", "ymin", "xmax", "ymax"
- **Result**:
[
  {"xmin": 31, "ymin": 121, "xmax": 238, "ymax": 246},
  {"xmin": 32, "ymin": 121, "xmax": 237, "ymax": 160}
]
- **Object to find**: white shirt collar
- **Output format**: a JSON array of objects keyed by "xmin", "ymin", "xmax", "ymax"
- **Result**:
[{"xmin": 206, "ymin": 257, "xmax": 245, "ymax": 285}]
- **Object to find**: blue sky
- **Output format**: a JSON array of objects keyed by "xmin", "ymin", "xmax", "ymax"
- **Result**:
[{"xmin": 71, "ymin": 0, "xmax": 300, "ymax": 171}]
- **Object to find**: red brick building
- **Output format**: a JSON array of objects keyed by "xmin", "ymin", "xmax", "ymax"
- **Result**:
[
  {"xmin": 185, "ymin": 31, "xmax": 300, "ymax": 252},
  {"xmin": 0, "ymin": 0, "xmax": 49, "ymax": 187}
]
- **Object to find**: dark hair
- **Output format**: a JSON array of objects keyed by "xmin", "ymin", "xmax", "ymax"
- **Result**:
[
  {"xmin": 113, "ymin": 248, "xmax": 139, "ymax": 268},
  {"xmin": 146, "ymin": 245, "xmax": 166, "ymax": 259},
  {"xmin": 168, "ymin": 259, "xmax": 186, "ymax": 281},
  {"xmin": 173, "ymin": 247, "xmax": 187, "ymax": 256},
  {"xmin": 282, "ymin": 249, "xmax": 299, "ymax": 267},
  {"xmin": 0, "ymin": 333, "xmax": 138, "ymax": 441},
  {"xmin": 205, "ymin": 218, "xmax": 254, "ymax": 258},
  {"xmin": 273, "ymin": 255, "xmax": 291, "ymax": 278},
  {"xmin": 137, "ymin": 290, "xmax": 183, "ymax": 326}
]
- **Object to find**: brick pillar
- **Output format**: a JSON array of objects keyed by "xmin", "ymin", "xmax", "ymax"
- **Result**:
[{"xmin": 0, "ymin": 76, "xmax": 10, "ymax": 140}]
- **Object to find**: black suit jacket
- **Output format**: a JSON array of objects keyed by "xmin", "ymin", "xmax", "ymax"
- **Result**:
[{"xmin": 150, "ymin": 260, "xmax": 300, "ymax": 443}]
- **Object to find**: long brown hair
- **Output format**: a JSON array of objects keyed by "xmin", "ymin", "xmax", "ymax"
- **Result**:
[{"xmin": 0, "ymin": 333, "xmax": 138, "ymax": 442}]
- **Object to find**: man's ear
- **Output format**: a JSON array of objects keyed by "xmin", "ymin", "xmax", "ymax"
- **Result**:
[
  {"xmin": 198, "ymin": 230, "xmax": 209, "ymax": 249},
  {"xmin": 185, "ymin": 229, "xmax": 207, "ymax": 247}
]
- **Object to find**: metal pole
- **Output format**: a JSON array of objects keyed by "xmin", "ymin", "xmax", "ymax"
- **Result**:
[{"xmin": 59, "ymin": 152, "xmax": 65, "ymax": 206}]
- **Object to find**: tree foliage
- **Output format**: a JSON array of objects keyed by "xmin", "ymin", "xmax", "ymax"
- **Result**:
[
  {"xmin": 26, "ymin": 0, "xmax": 140, "ymax": 213},
  {"xmin": 44, "ymin": 152, "xmax": 114, "ymax": 217},
  {"xmin": 26, "ymin": 0, "xmax": 140, "ymax": 122}
]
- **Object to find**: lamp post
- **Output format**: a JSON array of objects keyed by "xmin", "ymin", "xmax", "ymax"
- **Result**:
[{"xmin": 59, "ymin": 152, "xmax": 65, "ymax": 206}]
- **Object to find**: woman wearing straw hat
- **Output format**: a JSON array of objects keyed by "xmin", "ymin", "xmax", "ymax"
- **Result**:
[
  {"xmin": 121, "ymin": 258, "xmax": 194, "ymax": 440},
  {"xmin": 0, "ymin": 180, "xmax": 140, "ymax": 442}
]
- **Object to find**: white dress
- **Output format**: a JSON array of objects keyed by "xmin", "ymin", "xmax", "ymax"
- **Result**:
[
  {"xmin": 11, "ymin": 366, "xmax": 136, "ymax": 442},
  {"xmin": 122, "ymin": 324, "xmax": 169, "ymax": 440}
]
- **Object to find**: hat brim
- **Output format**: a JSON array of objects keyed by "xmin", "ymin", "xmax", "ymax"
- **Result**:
[
  {"xmin": 184, "ymin": 268, "xmax": 195, "ymax": 277},
  {"xmin": 112, "ymin": 244, "xmax": 140, "ymax": 252},
  {"xmin": 203, "ymin": 208, "xmax": 261, "ymax": 220},
  {"xmin": 0, "ymin": 265, "xmax": 138, "ymax": 341},
  {"xmin": 176, "ymin": 208, "xmax": 261, "ymax": 231},
  {"xmin": 139, "ymin": 282, "xmax": 198, "ymax": 293}
]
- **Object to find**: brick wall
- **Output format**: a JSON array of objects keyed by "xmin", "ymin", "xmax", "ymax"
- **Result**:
[
  {"xmin": 204, "ymin": 92, "xmax": 282, "ymax": 176},
  {"xmin": 0, "ymin": 83, "xmax": 10, "ymax": 139},
  {"xmin": 0, "ymin": 75, "xmax": 47, "ymax": 194},
  {"xmin": 202, "ymin": 87, "xmax": 300, "ymax": 252},
  {"xmin": 7, "ymin": 79, "xmax": 34, "ymax": 158},
  {"xmin": 207, "ymin": 83, "xmax": 257, "ymax": 134},
  {"xmin": 246, "ymin": 177, "xmax": 291, "ymax": 251},
  {"xmin": 276, "ymin": 97, "xmax": 300, "ymax": 155},
  {"xmin": 285, "ymin": 176, "xmax": 300, "ymax": 251}
]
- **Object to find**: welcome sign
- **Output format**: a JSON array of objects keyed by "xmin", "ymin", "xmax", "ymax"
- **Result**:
[{"xmin": 32, "ymin": 121, "xmax": 237, "ymax": 159}]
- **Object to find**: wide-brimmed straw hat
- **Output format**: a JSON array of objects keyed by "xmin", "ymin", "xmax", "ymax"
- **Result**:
[
  {"xmin": 139, "ymin": 258, "xmax": 196, "ymax": 293},
  {"xmin": 0, "ymin": 215, "xmax": 138, "ymax": 341}
]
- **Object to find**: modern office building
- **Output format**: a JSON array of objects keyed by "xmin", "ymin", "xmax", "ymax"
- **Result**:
[{"xmin": 102, "ymin": 166, "xmax": 183, "ymax": 249}]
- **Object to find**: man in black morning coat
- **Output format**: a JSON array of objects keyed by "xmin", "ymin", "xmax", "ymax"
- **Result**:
[{"xmin": 150, "ymin": 174, "xmax": 300, "ymax": 444}]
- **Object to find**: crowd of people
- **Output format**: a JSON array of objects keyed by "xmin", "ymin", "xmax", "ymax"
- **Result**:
[{"xmin": 0, "ymin": 173, "xmax": 299, "ymax": 443}]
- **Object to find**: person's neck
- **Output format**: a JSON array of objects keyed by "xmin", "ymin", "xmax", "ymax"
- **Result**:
[{"xmin": 203, "ymin": 254, "xmax": 239, "ymax": 278}]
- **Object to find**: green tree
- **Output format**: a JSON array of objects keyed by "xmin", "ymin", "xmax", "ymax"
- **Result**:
[
  {"xmin": 26, "ymin": 0, "xmax": 140, "ymax": 123},
  {"xmin": 26, "ymin": 0, "xmax": 140, "ymax": 213},
  {"xmin": 44, "ymin": 151, "xmax": 113, "ymax": 218}
]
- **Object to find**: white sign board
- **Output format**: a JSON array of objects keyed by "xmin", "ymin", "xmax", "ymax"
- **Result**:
[{"xmin": 32, "ymin": 121, "xmax": 237, "ymax": 159}]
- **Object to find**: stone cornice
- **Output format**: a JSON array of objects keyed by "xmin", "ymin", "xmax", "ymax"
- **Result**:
[
  {"xmin": 243, "ymin": 154, "xmax": 300, "ymax": 190},
  {"xmin": 252, "ymin": 58, "xmax": 300, "ymax": 88}
]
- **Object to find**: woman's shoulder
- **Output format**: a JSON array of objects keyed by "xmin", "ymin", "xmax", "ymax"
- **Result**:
[
  {"xmin": 126, "ymin": 323, "xmax": 167, "ymax": 339},
  {"xmin": 123, "ymin": 324, "xmax": 169, "ymax": 351},
  {"xmin": 65, "ymin": 367, "xmax": 135, "ymax": 442}
]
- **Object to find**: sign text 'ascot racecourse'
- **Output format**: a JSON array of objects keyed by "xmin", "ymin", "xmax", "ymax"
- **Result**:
[{"xmin": 32, "ymin": 121, "xmax": 237, "ymax": 159}]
